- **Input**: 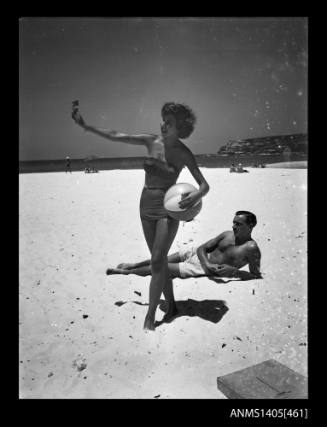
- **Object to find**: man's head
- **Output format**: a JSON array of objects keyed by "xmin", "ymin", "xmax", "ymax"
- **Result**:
[{"xmin": 233, "ymin": 211, "xmax": 257, "ymax": 239}]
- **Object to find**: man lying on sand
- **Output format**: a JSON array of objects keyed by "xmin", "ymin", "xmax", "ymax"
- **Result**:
[{"xmin": 107, "ymin": 210, "xmax": 262, "ymax": 281}]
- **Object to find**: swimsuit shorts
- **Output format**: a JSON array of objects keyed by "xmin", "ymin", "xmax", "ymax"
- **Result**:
[
  {"xmin": 139, "ymin": 187, "xmax": 170, "ymax": 221},
  {"xmin": 178, "ymin": 247, "xmax": 205, "ymax": 278}
]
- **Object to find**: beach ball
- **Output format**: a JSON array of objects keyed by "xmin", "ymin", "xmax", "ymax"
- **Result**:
[{"xmin": 164, "ymin": 183, "xmax": 202, "ymax": 221}]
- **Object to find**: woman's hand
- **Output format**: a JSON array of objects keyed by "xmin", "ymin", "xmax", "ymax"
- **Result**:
[
  {"xmin": 72, "ymin": 109, "xmax": 86, "ymax": 129},
  {"xmin": 178, "ymin": 191, "xmax": 202, "ymax": 210}
]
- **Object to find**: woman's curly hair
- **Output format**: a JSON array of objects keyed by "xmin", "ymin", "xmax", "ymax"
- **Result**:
[{"xmin": 161, "ymin": 102, "xmax": 196, "ymax": 139}]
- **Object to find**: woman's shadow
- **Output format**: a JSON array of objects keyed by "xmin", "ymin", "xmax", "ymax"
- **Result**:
[{"xmin": 154, "ymin": 297, "xmax": 229, "ymax": 328}]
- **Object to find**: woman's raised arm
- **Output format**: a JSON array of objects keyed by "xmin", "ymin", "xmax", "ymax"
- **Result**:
[{"xmin": 72, "ymin": 109, "xmax": 154, "ymax": 147}]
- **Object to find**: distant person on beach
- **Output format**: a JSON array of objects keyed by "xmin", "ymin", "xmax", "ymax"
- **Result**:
[
  {"xmin": 230, "ymin": 163, "xmax": 248, "ymax": 173},
  {"xmin": 72, "ymin": 101, "xmax": 210, "ymax": 331},
  {"xmin": 106, "ymin": 211, "xmax": 261, "ymax": 281},
  {"xmin": 65, "ymin": 156, "xmax": 72, "ymax": 173},
  {"xmin": 236, "ymin": 163, "xmax": 246, "ymax": 172},
  {"xmin": 230, "ymin": 163, "xmax": 249, "ymax": 173}
]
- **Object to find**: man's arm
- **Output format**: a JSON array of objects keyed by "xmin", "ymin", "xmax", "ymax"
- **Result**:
[
  {"xmin": 232, "ymin": 269, "xmax": 261, "ymax": 280},
  {"xmin": 196, "ymin": 232, "xmax": 228, "ymax": 275},
  {"xmin": 246, "ymin": 241, "xmax": 262, "ymax": 278},
  {"xmin": 233, "ymin": 242, "xmax": 262, "ymax": 280},
  {"xmin": 213, "ymin": 242, "xmax": 262, "ymax": 280}
]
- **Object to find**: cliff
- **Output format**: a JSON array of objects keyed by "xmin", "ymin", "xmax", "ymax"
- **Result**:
[{"xmin": 217, "ymin": 133, "xmax": 307, "ymax": 156}]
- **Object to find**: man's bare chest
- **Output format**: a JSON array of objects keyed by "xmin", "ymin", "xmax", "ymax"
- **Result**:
[{"xmin": 213, "ymin": 240, "xmax": 248, "ymax": 265}]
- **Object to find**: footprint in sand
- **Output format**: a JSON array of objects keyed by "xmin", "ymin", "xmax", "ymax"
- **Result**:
[{"xmin": 72, "ymin": 358, "xmax": 87, "ymax": 372}]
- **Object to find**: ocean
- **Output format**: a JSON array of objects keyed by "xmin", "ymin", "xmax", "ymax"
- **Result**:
[{"xmin": 19, "ymin": 153, "xmax": 307, "ymax": 174}]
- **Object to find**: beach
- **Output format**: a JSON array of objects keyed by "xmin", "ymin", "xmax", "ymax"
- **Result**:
[{"xmin": 19, "ymin": 167, "xmax": 307, "ymax": 399}]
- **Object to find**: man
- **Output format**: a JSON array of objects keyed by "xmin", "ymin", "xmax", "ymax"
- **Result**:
[
  {"xmin": 106, "ymin": 211, "xmax": 262, "ymax": 281},
  {"xmin": 65, "ymin": 156, "xmax": 72, "ymax": 173},
  {"xmin": 230, "ymin": 163, "xmax": 236, "ymax": 172}
]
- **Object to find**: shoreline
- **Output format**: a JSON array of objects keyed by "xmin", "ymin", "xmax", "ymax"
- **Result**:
[{"xmin": 19, "ymin": 156, "xmax": 307, "ymax": 174}]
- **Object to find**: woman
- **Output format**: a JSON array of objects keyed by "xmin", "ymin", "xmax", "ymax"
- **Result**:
[{"xmin": 72, "ymin": 102, "xmax": 210, "ymax": 331}]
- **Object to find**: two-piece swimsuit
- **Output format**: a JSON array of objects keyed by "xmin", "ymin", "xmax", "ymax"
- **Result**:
[{"xmin": 139, "ymin": 141, "xmax": 182, "ymax": 221}]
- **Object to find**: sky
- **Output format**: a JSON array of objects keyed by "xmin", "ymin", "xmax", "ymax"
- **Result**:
[{"xmin": 19, "ymin": 17, "xmax": 308, "ymax": 161}]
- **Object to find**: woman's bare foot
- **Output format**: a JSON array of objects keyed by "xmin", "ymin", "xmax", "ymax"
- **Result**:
[
  {"xmin": 143, "ymin": 315, "xmax": 156, "ymax": 331},
  {"xmin": 116, "ymin": 263, "xmax": 136, "ymax": 270}
]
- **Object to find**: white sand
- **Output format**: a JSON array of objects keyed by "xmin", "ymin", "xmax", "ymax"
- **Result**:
[
  {"xmin": 19, "ymin": 168, "xmax": 307, "ymax": 399},
  {"xmin": 264, "ymin": 161, "xmax": 307, "ymax": 169}
]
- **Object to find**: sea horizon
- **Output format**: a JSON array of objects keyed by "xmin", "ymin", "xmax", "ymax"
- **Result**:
[{"xmin": 19, "ymin": 153, "xmax": 307, "ymax": 174}]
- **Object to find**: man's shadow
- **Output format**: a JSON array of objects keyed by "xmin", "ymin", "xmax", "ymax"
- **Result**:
[{"xmin": 154, "ymin": 298, "xmax": 229, "ymax": 328}]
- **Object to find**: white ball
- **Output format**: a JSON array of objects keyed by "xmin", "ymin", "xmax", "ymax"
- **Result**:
[{"xmin": 164, "ymin": 183, "xmax": 202, "ymax": 221}]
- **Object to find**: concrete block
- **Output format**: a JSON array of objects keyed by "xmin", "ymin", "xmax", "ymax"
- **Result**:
[{"xmin": 217, "ymin": 359, "xmax": 307, "ymax": 399}]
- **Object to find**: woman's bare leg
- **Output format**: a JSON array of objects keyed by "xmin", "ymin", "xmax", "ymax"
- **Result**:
[
  {"xmin": 106, "ymin": 222, "xmax": 182, "ymax": 278},
  {"xmin": 140, "ymin": 219, "xmax": 158, "ymax": 330},
  {"xmin": 143, "ymin": 218, "xmax": 179, "ymax": 331},
  {"xmin": 161, "ymin": 223, "xmax": 180, "ymax": 319},
  {"xmin": 160, "ymin": 265, "xmax": 179, "ymax": 322}
]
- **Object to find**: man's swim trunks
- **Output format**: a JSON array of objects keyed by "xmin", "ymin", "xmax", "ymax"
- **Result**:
[{"xmin": 178, "ymin": 246, "xmax": 205, "ymax": 278}]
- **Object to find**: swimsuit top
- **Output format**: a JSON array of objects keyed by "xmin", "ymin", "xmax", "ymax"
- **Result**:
[{"xmin": 143, "ymin": 139, "xmax": 180, "ymax": 189}]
